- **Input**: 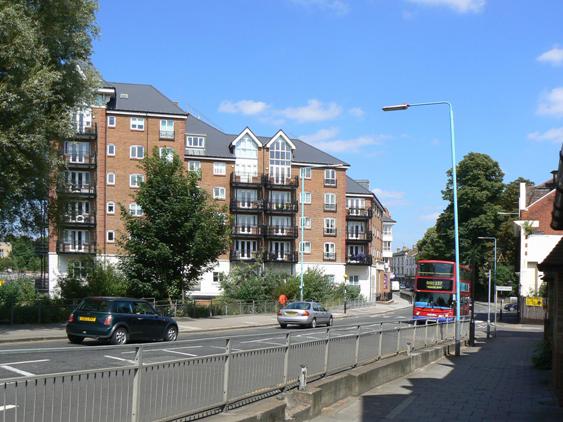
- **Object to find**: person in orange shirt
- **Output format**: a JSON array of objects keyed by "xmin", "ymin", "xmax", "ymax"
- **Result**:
[{"xmin": 278, "ymin": 294, "xmax": 288, "ymax": 306}]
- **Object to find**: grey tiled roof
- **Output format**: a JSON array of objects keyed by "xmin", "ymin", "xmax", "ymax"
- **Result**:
[
  {"xmin": 104, "ymin": 82, "xmax": 187, "ymax": 116},
  {"xmin": 346, "ymin": 176, "xmax": 372, "ymax": 195},
  {"xmin": 383, "ymin": 215, "xmax": 396, "ymax": 223},
  {"xmin": 186, "ymin": 115, "xmax": 348, "ymax": 166}
]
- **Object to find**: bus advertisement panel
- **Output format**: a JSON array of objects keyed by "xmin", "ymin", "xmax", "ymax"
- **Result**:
[{"xmin": 413, "ymin": 260, "xmax": 471, "ymax": 322}]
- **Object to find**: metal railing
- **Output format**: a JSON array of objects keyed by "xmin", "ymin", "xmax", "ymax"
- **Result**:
[{"xmin": 0, "ymin": 318, "xmax": 470, "ymax": 422}]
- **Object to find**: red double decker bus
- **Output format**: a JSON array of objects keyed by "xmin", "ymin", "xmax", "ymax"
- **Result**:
[{"xmin": 413, "ymin": 260, "xmax": 472, "ymax": 322}]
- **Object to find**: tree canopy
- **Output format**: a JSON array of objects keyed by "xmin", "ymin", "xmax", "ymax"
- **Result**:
[{"xmin": 120, "ymin": 149, "xmax": 231, "ymax": 299}]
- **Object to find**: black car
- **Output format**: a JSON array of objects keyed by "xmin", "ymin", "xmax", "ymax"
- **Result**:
[{"xmin": 66, "ymin": 297, "xmax": 178, "ymax": 345}]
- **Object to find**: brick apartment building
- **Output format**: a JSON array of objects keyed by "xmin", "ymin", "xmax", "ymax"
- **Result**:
[{"xmin": 49, "ymin": 82, "xmax": 394, "ymax": 300}]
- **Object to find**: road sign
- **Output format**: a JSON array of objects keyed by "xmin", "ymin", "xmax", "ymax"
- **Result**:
[
  {"xmin": 525, "ymin": 297, "xmax": 543, "ymax": 307},
  {"xmin": 496, "ymin": 286, "xmax": 512, "ymax": 292}
]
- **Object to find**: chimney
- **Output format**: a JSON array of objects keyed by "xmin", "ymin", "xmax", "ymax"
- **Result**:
[
  {"xmin": 356, "ymin": 179, "xmax": 370, "ymax": 190},
  {"xmin": 551, "ymin": 170, "xmax": 558, "ymax": 188},
  {"xmin": 519, "ymin": 182, "xmax": 527, "ymax": 211}
]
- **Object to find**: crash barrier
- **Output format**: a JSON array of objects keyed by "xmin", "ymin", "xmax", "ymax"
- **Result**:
[{"xmin": 0, "ymin": 318, "xmax": 470, "ymax": 422}]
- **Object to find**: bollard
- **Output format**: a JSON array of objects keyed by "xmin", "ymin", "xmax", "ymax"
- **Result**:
[{"xmin": 299, "ymin": 365, "xmax": 307, "ymax": 390}]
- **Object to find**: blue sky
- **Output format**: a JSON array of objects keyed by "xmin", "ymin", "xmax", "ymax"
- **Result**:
[{"xmin": 93, "ymin": 0, "xmax": 563, "ymax": 249}]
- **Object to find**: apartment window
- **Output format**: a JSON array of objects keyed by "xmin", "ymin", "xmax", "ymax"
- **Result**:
[
  {"xmin": 324, "ymin": 193, "xmax": 336, "ymax": 211},
  {"xmin": 213, "ymin": 162, "xmax": 226, "ymax": 176},
  {"xmin": 188, "ymin": 160, "xmax": 201, "ymax": 174},
  {"xmin": 159, "ymin": 147, "xmax": 174, "ymax": 162},
  {"xmin": 213, "ymin": 272, "xmax": 224, "ymax": 285},
  {"xmin": 106, "ymin": 202, "xmax": 115, "ymax": 215},
  {"xmin": 129, "ymin": 174, "xmax": 145, "ymax": 188},
  {"xmin": 383, "ymin": 241, "xmax": 391, "ymax": 252},
  {"xmin": 269, "ymin": 137, "xmax": 292, "ymax": 184},
  {"xmin": 324, "ymin": 218, "xmax": 336, "ymax": 236},
  {"xmin": 107, "ymin": 144, "xmax": 116, "ymax": 156},
  {"xmin": 65, "ymin": 141, "xmax": 90, "ymax": 163},
  {"xmin": 129, "ymin": 203, "xmax": 144, "ymax": 217},
  {"xmin": 129, "ymin": 145, "xmax": 144, "ymax": 159},
  {"xmin": 300, "ymin": 241, "xmax": 312, "ymax": 254},
  {"xmin": 160, "ymin": 119, "xmax": 174, "ymax": 139},
  {"xmin": 301, "ymin": 167, "xmax": 311, "ymax": 179},
  {"xmin": 301, "ymin": 216, "xmax": 311, "ymax": 229},
  {"xmin": 326, "ymin": 274, "xmax": 335, "ymax": 284},
  {"xmin": 324, "ymin": 242, "xmax": 336, "ymax": 261},
  {"xmin": 383, "ymin": 226, "xmax": 392, "ymax": 235},
  {"xmin": 324, "ymin": 169, "xmax": 336, "ymax": 186},
  {"xmin": 186, "ymin": 135, "xmax": 205, "ymax": 148},
  {"xmin": 107, "ymin": 116, "xmax": 116, "ymax": 128},
  {"xmin": 349, "ymin": 275, "xmax": 359, "ymax": 285},
  {"xmin": 106, "ymin": 230, "xmax": 115, "ymax": 243},
  {"xmin": 213, "ymin": 187, "xmax": 226, "ymax": 200},
  {"xmin": 130, "ymin": 117, "xmax": 145, "ymax": 131},
  {"xmin": 106, "ymin": 172, "xmax": 115, "ymax": 185},
  {"xmin": 300, "ymin": 192, "xmax": 311, "ymax": 204}
]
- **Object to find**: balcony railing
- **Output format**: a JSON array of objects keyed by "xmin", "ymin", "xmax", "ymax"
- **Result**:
[
  {"xmin": 230, "ymin": 173, "xmax": 262, "ymax": 187},
  {"xmin": 159, "ymin": 130, "xmax": 175, "ymax": 140},
  {"xmin": 262, "ymin": 175, "xmax": 299, "ymax": 189},
  {"xmin": 324, "ymin": 178, "xmax": 337, "ymax": 187},
  {"xmin": 346, "ymin": 254, "xmax": 373, "ymax": 265},
  {"xmin": 229, "ymin": 250, "xmax": 260, "ymax": 261},
  {"xmin": 231, "ymin": 225, "xmax": 263, "ymax": 237},
  {"xmin": 74, "ymin": 123, "xmax": 97, "ymax": 140},
  {"xmin": 323, "ymin": 252, "xmax": 336, "ymax": 261},
  {"xmin": 324, "ymin": 228, "xmax": 337, "ymax": 237},
  {"xmin": 64, "ymin": 154, "xmax": 96, "ymax": 167},
  {"xmin": 264, "ymin": 226, "xmax": 298, "ymax": 239},
  {"xmin": 62, "ymin": 214, "xmax": 96, "ymax": 226},
  {"xmin": 346, "ymin": 208, "xmax": 373, "ymax": 219},
  {"xmin": 346, "ymin": 231, "xmax": 373, "ymax": 242},
  {"xmin": 263, "ymin": 251, "xmax": 298, "ymax": 263},
  {"xmin": 264, "ymin": 201, "xmax": 298, "ymax": 213},
  {"xmin": 230, "ymin": 200, "xmax": 262, "ymax": 212},
  {"xmin": 58, "ymin": 183, "xmax": 96, "ymax": 196},
  {"xmin": 324, "ymin": 203, "xmax": 337, "ymax": 212},
  {"xmin": 56, "ymin": 242, "xmax": 96, "ymax": 254}
]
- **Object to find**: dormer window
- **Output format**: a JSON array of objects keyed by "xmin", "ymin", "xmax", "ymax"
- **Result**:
[
  {"xmin": 186, "ymin": 135, "xmax": 205, "ymax": 148},
  {"xmin": 269, "ymin": 137, "xmax": 292, "ymax": 184}
]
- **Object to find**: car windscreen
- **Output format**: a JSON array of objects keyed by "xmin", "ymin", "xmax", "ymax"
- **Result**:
[
  {"xmin": 77, "ymin": 299, "xmax": 112, "ymax": 312},
  {"xmin": 285, "ymin": 302, "xmax": 311, "ymax": 310},
  {"xmin": 414, "ymin": 292, "xmax": 453, "ymax": 310}
]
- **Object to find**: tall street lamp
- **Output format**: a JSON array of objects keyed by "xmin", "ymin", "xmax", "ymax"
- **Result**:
[
  {"xmin": 478, "ymin": 236, "xmax": 497, "ymax": 337},
  {"xmin": 382, "ymin": 101, "xmax": 462, "ymax": 356}
]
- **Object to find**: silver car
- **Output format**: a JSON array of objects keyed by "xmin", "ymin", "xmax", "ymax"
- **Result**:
[{"xmin": 277, "ymin": 301, "xmax": 333, "ymax": 328}]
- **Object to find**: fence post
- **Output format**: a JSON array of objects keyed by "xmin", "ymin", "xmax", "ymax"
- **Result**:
[
  {"xmin": 411, "ymin": 323, "xmax": 416, "ymax": 351},
  {"xmin": 354, "ymin": 325, "xmax": 361, "ymax": 367},
  {"xmin": 252, "ymin": 300, "xmax": 255, "ymax": 314},
  {"xmin": 223, "ymin": 338, "xmax": 231, "ymax": 409},
  {"xmin": 378, "ymin": 322, "xmax": 383, "ymax": 359},
  {"xmin": 239, "ymin": 301, "xmax": 242, "ymax": 315},
  {"xmin": 424, "ymin": 320, "xmax": 428, "ymax": 348},
  {"xmin": 435, "ymin": 320, "xmax": 439, "ymax": 343},
  {"xmin": 323, "ymin": 328, "xmax": 330, "ymax": 375},
  {"xmin": 38, "ymin": 302, "xmax": 42, "ymax": 324},
  {"xmin": 130, "ymin": 345, "xmax": 144, "ymax": 422},
  {"xmin": 396, "ymin": 327, "xmax": 401, "ymax": 355},
  {"xmin": 283, "ymin": 333, "xmax": 290, "ymax": 388},
  {"xmin": 10, "ymin": 306, "xmax": 14, "ymax": 325}
]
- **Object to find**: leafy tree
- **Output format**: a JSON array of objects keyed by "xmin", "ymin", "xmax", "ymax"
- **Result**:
[
  {"xmin": 0, "ymin": 0, "xmax": 99, "ymax": 235},
  {"xmin": 0, "ymin": 236, "xmax": 41, "ymax": 271},
  {"xmin": 120, "ymin": 149, "xmax": 230, "ymax": 299},
  {"xmin": 57, "ymin": 259, "xmax": 128, "ymax": 299},
  {"xmin": 0, "ymin": 278, "xmax": 37, "ymax": 307}
]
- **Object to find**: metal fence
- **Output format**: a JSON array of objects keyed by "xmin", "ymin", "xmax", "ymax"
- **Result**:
[{"xmin": 0, "ymin": 318, "xmax": 469, "ymax": 422}]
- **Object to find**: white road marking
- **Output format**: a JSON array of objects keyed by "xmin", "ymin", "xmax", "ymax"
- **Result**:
[
  {"xmin": 0, "ymin": 405, "xmax": 17, "ymax": 412},
  {"xmin": 0, "ymin": 366, "xmax": 34, "ymax": 377},
  {"xmin": 239, "ymin": 337, "xmax": 277, "ymax": 344},
  {"xmin": 121, "ymin": 345, "xmax": 203, "ymax": 355},
  {"xmin": 161, "ymin": 349, "xmax": 197, "ymax": 357},
  {"xmin": 104, "ymin": 355, "xmax": 137, "ymax": 364},
  {"xmin": 0, "ymin": 359, "xmax": 49, "ymax": 366},
  {"xmin": 176, "ymin": 325, "xmax": 202, "ymax": 331}
]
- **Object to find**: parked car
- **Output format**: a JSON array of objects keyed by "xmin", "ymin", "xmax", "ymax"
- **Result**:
[
  {"xmin": 66, "ymin": 297, "xmax": 179, "ymax": 345},
  {"xmin": 504, "ymin": 303, "xmax": 518, "ymax": 312},
  {"xmin": 277, "ymin": 301, "xmax": 333, "ymax": 328}
]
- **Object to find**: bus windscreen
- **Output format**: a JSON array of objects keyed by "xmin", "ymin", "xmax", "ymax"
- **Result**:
[
  {"xmin": 414, "ymin": 292, "xmax": 453, "ymax": 310},
  {"xmin": 416, "ymin": 278, "xmax": 453, "ymax": 291},
  {"xmin": 418, "ymin": 262, "xmax": 454, "ymax": 277}
]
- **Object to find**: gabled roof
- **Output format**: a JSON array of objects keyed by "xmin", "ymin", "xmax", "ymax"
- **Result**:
[
  {"xmin": 346, "ymin": 176, "xmax": 372, "ymax": 195},
  {"xmin": 104, "ymin": 81, "xmax": 187, "ymax": 116},
  {"xmin": 526, "ymin": 179, "xmax": 555, "ymax": 207},
  {"xmin": 383, "ymin": 215, "xmax": 396, "ymax": 223},
  {"xmin": 538, "ymin": 238, "xmax": 563, "ymax": 271}
]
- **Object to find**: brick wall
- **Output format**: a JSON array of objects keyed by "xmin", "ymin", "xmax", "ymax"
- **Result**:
[{"xmin": 522, "ymin": 191, "xmax": 563, "ymax": 235}]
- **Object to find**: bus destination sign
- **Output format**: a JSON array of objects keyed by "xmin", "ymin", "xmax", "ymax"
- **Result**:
[{"xmin": 416, "ymin": 278, "xmax": 454, "ymax": 291}]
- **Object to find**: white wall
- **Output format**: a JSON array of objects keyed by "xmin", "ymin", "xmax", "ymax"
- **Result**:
[{"xmin": 520, "ymin": 233, "xmax": 562, "ymax": 295}]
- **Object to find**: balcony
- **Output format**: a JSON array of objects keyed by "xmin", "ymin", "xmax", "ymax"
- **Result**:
[
  {"xmin": 263, "ymin": 251, "xmax": 298, "ymax": 263},
  {"xmin": 58, "ymin": 183, "xmax": 96, "ymax": 197},
  {"xmin": 159, "ymin": 130, "xmax": 175, "ymax": 140},
  {"xmin": 323, "ymin": 252, "xmax": 336, "ymax": 261},
  {"xmin": 264, "ymin": 226, "xmax": 298, "ymax": 239},
  {"xmin": 262, "ymin": 175, "xmax": 299, "ymax": 190},
  {"xmin": 64, "ymin": 154, "xmax": 96, "ymax": 169},
  {"xmin": 230, "ymin": 173, "xmax": 262, "ymax": 187},
  {"xmin": 231, "ymin": 225, "xmax": 263, "ymax": 237},
  {"xmin": 264, "ymin": 201, "xmax": 298, "ymax": 214},
  {"xmin": 56, "ymin": 242, "xmax": 96, "ymax": 254},
  {"xmin": 324, "ymin": 178, "xmax": 337, "ymax": 187},
  {"xmin": 346, "ymin": 254, "xmax": 373, "ymax": 265},
  {"xmin": 324, "ymin": 228, "xmax": 337, "ymax": 237},
  {"xmin": 230, "ymin": 200, "xmax": 262, "ymax": 213},
  {"xmin": 62, "ymin": 214, "xmax": 96, "ymax": 227},
  {"xmin": 74, "ymin": 123, "xmax": 97, "ymax": 140},
  {"xmin": 346, "ymin": 208, "xmax": 373, "ymax": 220},
  {"xmin": 346, "ymin": 231, "xmax": 373, "ymax": 242},
  {"xmin": 230, "ymin": 250, "xmax": 260, "ymax": 261},
  {"xmin": 324, "ymin": 203, "xmax": 337, "ymax": 212}
]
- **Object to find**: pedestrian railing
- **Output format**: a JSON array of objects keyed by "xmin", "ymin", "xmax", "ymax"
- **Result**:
[{"xmin": 0, "ymin": 318, "xmax": 470, "ymax": 422}]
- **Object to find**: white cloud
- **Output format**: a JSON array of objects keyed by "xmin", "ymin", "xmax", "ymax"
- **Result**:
[
  {"xmin": 349, "ymin": 107, "xmax": 365, "ymax": 118},
  {"xmin": 279, "ymin": 99, "xmax": 342, "ymax": 123},
  {"xmin": 218, "ymin": 100, "xmax": 269, "ymax": 116},
  {"xmin": 528, "ymin": 127, "xmax": 563, "ymax": 144},
  {"xmin": 372, "ymin": 188, "xmax": 408, "ymax": 206},
  {"xmin": 406, "ymin": 0, "xmax": 485, "ymax": 13},
  {"xmin": 537, "ymin": 87, "xmax": 563, "ymax": 117},
  {"xmin": 537, "ymin": 47, "xmax": 563, "ymax": 66},
  {"xmin": 300, "ymin": 127, "xmax": 387, "ymax": 153},
  {"xmin": 289, "ymin": 0, "xmax": 349, "ymax": 15},
  {"xmin": 419, "ymin": 212, "xmax": 441, "ymax": 222}
]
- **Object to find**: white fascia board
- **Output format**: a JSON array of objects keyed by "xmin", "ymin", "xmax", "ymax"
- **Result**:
[
  {"xmin": 183, "ymin": 155, "xmax": 236, "ymax": 162},
  {"xmin": 108, "ymin": 110, "xmax": 187, "ymax": 119},
  {"xmin": 265, "ymin": 130, "xmax": 296, "ymax": 149},
  {"xmin": 231, "ymin": 127, "xmax": 262, "ymax": 147},
  {"xmin": 293, "ymin": 162, "xmax": 349, "ymax": 169},
  {"xmin": 98, "ymin": 88, "xmax": 115, "ymax": 95},
  {"xmin": 346, "ymin": 193, "xmax": 373, "ymax": 198}
]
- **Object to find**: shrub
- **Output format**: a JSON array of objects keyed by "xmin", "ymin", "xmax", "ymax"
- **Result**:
[{"xmin": 58, "ymin": 261, "xmax": 129, "ymax": 299}]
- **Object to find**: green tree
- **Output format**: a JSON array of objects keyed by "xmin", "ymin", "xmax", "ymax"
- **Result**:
[
  {"xmin": 0, "ymin": 278, "xmax": 37, "ymax": 307},
  {"xmin": 0, "ymin": 0, "xmax": 99, "ymax": 235},
  {"xmin": 120, "ymin": 149, "xmax": 230, "ymax": 299},
  {"xmin": 57, "ymin": 260, "xmax": 128, "ymax": 299},
  {"xmin": 0, "ymin": 236, "xmax": 41, "ymax": 271}
]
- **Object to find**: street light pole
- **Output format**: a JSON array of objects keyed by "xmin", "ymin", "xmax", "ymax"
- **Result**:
[
  {"xmin": 382, "ymin": 101, "xmax": 462, "ymax": 356},
  {"xmin": 478, "ymin": 236, "xmax": 497, "ymax": 337},
  {"xmin": 299, "ymin": 167, "xmax": 309, "ymax": 302}
]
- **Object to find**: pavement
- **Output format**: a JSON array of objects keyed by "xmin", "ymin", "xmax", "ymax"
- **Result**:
[
  {"xmin": 311, "ymin": 321, "xmax": 563, "ymax": 422},
  {"xmin": 0, "ymin": 296, "xmax": 411, "ymax": 344}
]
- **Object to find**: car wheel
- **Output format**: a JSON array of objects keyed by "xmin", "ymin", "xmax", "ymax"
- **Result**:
[
  {"xmin": 327, "ymin": 317, "xmax": 333, "ymax": 327},
  {"xmin": 68, "ymin": 335, "xmax": 83, "ymax": 345},
  {"xmin": 310, "ymin": 318, "xmax": 317, "ymax": 329},
  {"xmin": 279, "ymin": 323, "xmax": 287, "ymax": 329},
  {"xmin": 165, "ymin": 326, "xmax": 178, "ymax": 342},
  {"xmin": 110, "ymin": 327, "xmax": 128, "ymax": 345}
]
